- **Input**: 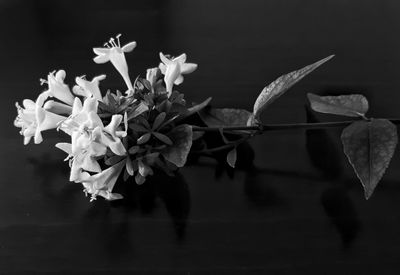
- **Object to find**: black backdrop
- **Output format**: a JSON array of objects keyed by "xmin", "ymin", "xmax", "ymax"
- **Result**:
[{"xmin": 1, "ymin": 0, "xmax": 400, "ymax": 273}]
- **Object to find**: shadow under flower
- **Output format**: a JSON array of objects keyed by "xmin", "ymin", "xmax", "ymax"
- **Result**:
[{"xmin": 111, "ymin": 172, "xmax": 191, "ymax": 241}]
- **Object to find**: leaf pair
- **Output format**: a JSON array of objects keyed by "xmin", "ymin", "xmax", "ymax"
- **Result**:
[{"xmin": 308, "ymin": 93, "xmax": 398, "ymax": 199}]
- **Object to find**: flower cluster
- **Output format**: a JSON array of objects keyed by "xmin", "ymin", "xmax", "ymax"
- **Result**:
[
  {"xmin": 17, "ymin": 35, "xmax": 355, "ymax": 201},
  {"xmin": 14, "ymin": 35, "xmax": 199, "ymax": 201}
]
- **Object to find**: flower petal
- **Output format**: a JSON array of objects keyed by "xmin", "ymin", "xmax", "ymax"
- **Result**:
[
  {"xmin": 93, "ymin": 55, "xmax": 110, "ymax": 64},
  {"xmin": 122, "ymin": 41, "xmax": 137, "ymax": 53},
  {"xmin": 181, "ymin": 63, "xmax": 198, "ymax": 74},
  {"xmin": 55, "ymin": 142, "xmax": 72, "ymax": 155},
  {"xmin": 159, "ymin": 52, "xmax": 171, "ymax": 65},
  {"xmin": 174, "ymin": 53, "xmax": 187, "ymax": 64},
  {"xmin": 93, "ymin": 47, "xmax": 110, "ymax": 55}
]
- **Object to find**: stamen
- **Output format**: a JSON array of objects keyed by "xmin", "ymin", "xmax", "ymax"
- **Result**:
[
  {"xmin": 103, "ymin": 42, "xmax": 110, "ymax": 48},
  {"xmin": 39, "ymin": 78, "xmax": 48, "ymax": 86},
  {"xmin": 109, "ymin": 38, "xmax": 118, "ymax": 48},
  {"xmin": 116, "ymin": 34, "xmax": 121, "ymax": 47},
  {"xmin": 90, "ymin": 194, "xmax": 97, "ymax": 202}
]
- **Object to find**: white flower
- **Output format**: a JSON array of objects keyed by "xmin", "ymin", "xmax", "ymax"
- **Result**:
[
  {"xmin": 76, "ymin": 160, "xmax": 126, "ymax": 201},
  {"xmin": 73, "ymin": 75, "xmax": 106, "ymax": 101},
  {"xmin": 14, "ymin": 94, "xmax": 66, "ymax": 145},
  {"xmin": 159, "ymin": 52, "xmax": 197, "ymax": 96},
  {"xmin": 40, "ymin": 70, "xmax": 75, "ymax": 106},
  {"xmin": 56, "ymin": 132, "xmax": 107, "ymax": 182},
  {"xmin": 43, "ymin": 100, "xmax": 72, "ymax": 115},
  {"xmin": 99, "ymin": 112, "xmax": 128, "ymax": 155},
  {"xmin": 146, "ymin": 67, "xmax": 159, "ymax": 89},
  {"xmin": 93, "ymin": 34, "xmax": 136, "ymax": 93},
  {"xmin": 60, "ymin": 97, "xmax": 127, "ymax": 155},
  {"xmin": 57, "ymin": 97, "xmax": 128, "ymax": 181}
]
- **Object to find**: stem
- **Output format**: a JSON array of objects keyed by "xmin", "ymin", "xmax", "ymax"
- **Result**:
[
  {"xmin": 191, "ymin": 118, "xmax": 400, "ymax": 154},
  {"xmin": 192, "ymin": 118, "xmax": 400, "ymax": 133},
  {"xmin": 192, "ymin": 135, "xmax": 251, "ymax": 154}
]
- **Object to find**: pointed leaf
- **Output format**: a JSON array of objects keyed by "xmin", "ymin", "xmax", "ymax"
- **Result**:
[
  {"xmin": 226, "ymin": 148, "xmax": 237, "ymax": 168},
  {"xmin": 128, "ymin": 146, "xmax": 140, "ymax": 155},
  {"xmin": 199, "ymin": 108, "xmax": 252, "ymax": 127},
  {"xmin": 137, "ymin": 133, "xmax": 151, "ymax": 145},
  {"xmin": 153, "ymin": 132, "xmax": 173, "ymax": 145},
  {"xmin": 341, "ymin": 119, "xmax": 397, "ymax": 199},
  {"xmin": 105, "ymin": 155, "xmax": 125, "ymax": 166},
  {"xmin": 178, "ymin": 97, "xmax": 212, "ymax": 121},
  {"xmin": 308, "ymin": 93, "xmax": 369, "ymax": 117},
  {"xmin": 126, "ymin": 157, "xmax": 135, "ymax": 176},
  {"xmin": 152, "ymin": 112, "xmax": 166, "ymax": 130},
  {"xmin": 162, "ymin": 125, "xmax": 193, "ymax": 167},
  {"xmin": 252, "ymin": 55, "xmax": 334, "ymax": 123},
  {"xmin": 127, "ymin": 102, "xmax": 149, "ymax": 120}
]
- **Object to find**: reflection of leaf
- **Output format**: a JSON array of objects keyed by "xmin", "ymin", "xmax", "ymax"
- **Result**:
[
  {"xmin": 308, "ymin": 93, "xmax": 368, "ymax": 117},
  {"xmin": 341, "ymin": 119, "xmax": 398, "ymax": 199},
  {"xmin": 226, "ymin": 148, "xmax": 237, "ymax": 168},
  {"xmin": 251, "ymin": 55, "xmax": 334, "ymax": 124},
  {"xmin": 199, "ymin": 107, "xmax": 252, "ymax": 127},
  {"xmin": 321, "ymin": 187, "xmax": 360, "ymax": 248},
  {"xmin": 305, "ymin": 106, "xmax": 342, "ymax": 179},
  {"xmin": 162, "ymin": 125, "xmax": 193, "ymax": 167}
]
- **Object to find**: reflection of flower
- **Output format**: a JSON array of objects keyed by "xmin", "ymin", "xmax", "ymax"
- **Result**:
[
  {"xmin": 40, "ymin": 70, "xmax": 75, "ymax": 105},
  {"xmin": 76, "ymin": 160, "xmax": 126, "ymax": 201},
  {"xmin": 93, "ymin": 34, "xmax": 136, "ymax": 93},
  {"xmin": 14, "ymin": 95, "xmax": 66, "ymax": 145},
  {"xmin": 73, "ymin": 75, "xmax": 106, "ymax": 101},
  {"xmin": 159, "ymin": 52, "xmax": 197, "ymax": 96}
]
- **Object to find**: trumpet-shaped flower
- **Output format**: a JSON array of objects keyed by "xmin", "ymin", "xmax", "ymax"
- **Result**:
[
  {"xmin": 14, "ymin": 95, "xmax": 66, "ymax": 145},
  {"xmin": 57, "ymin": 97, "xmax": 128, "ymax": 181},
  {"xmin": 73, "ymin": 75, "xmax": 106, "ymax": 101},
  {"xmin": 40, "ymin": 70, "xmax": 75, "ymax": 106},
  {"xmin": 56, "ymin": 131, "xmax": 107, "ymax": 182},
  {"xmin": 159, "ymin": 52, "xmax": 197, "ymax": 96},
  {"xmin": 93, "ymin": 34, "xmax": 136, "ymax": 93},
  {"xmin": 76, "ymin": 160, "xmax": 125, "ymax": 201},
  {"xmin": 146, "ymin": 67, "xmax": 160, "ymax": 89},
  {"xmin": 43, "ymin": 100, "xmax": 72, "ymax": 115},
  {"xmin": 60, "ymin": 97, "xmax": 127, "ymax": 155}
]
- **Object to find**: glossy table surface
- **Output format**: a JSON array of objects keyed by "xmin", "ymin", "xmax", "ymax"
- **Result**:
[{"xmin": 1, "ymin": 0, "xmax": 400, "ymax": 273}]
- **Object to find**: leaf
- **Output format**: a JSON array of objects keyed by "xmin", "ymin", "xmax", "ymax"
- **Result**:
[
  {"xmin": 126, "ymin": 157, "xmax": 135, "ymax": 176},
  {"xmin": 137, "ymin": 133, "xmax": 151, "ymax": 145},
  {"xmin": 127, "ymin": 101, "xmax": 149, "ymax": 120},
  {"xmin": 226, "ymin": 148, "xmax": 237, "ymax": 168},
  {"xmin": 308, "ymin": 93, "xmax": 369, "ymax": 118},
  {"xmin": 152, "ymin": 112, "xmax": 166, "ymax": 130},
  {"xmin": 180, "ymin": 97, "xmax": 212, "ymax": 120},
  {"xmin": 251, "ymin": 55, "xmax": 334, "ymax": 124},
  {"xmin": 105, "ymin": 155, "xmax": 125, "ymax": 166},
  {"xmin": 153, "ymin": 132, "xmax": 173, "ymax": 145},
  {"xmin": 162, "ymin": 125, "xmax": 193, "ymax": 167},
  {"xmin": 199, "ymin": 108, "xmax": 252, "ymax": 127},
  {"xmin": 129, "ymin": 123, "xmax": 148, "ymax": 132},
  {"xmin": 341, "ymin": 119, "xmax": 398, "ymax": 199},
  {"xmin": 128, "ymin": 146, "xmax": 140, "ymax": 154}
]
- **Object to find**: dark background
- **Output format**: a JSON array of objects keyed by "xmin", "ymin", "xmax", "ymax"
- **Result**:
[{"xmin": 1, "ymin": 0, "xmax": 400, "ymax": 273}]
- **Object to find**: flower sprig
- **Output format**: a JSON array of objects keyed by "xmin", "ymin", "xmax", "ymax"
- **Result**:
[{"xmin": 14, "ymin": 34, "xmax": 399, "ymax": 202}]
